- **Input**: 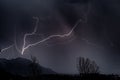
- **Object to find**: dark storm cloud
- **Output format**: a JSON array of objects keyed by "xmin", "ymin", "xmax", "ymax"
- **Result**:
[
  {"xmin": 0, "ymin": 0, "xmax": 57, "ymax": 47},
  {"xmin": 56, "ymin": 0, "xmax": 91, "ymax": 26},
  {"xmin": 56, "ymin": 0, "xmax": 120, "ymax": 73},
  {"xmin": 0, "ymin": 0, "xmax": 120, "ymax": 74}
]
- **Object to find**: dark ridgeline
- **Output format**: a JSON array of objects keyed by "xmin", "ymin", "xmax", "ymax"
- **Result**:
[
  {"xmin": 0, "ymin": 57, "xmax": 56, "ymax": 76},
  {"xmin": 0, "ymin": 57, "xmax": 119, "ymax": 80}
]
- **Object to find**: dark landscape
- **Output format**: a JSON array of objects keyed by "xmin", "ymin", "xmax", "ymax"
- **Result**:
[
  {"xmin": 0, "ymin": 57, "xmax": 119, "ymax": 80},
  {"xmin": 0, "ymin": 0, "xmax": 120, "ymax": 80}
]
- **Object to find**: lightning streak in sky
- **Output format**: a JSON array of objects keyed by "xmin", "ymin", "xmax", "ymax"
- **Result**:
[
  {"xmin": 21, "ymin": 17, "xmax": 40, "ymax": 54},
  {"xmin": 0, "ymin": 27, "xmax": 20, "ymax": 54},
  {"xmin": 1, "ymin": 45, "xmax": 14, "ymax": 53},
  {"xmin": 21, "ymin": 18, "xmax": 82, "ymax": 55},
  {"xmin": 0, "ymin": 2, "xmax": 111, "ymax": 55},
  {"xmin": 1, "ymin": 3, "xmax": 100, "ymax": 55}
]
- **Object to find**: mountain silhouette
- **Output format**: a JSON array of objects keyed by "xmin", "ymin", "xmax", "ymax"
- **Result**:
[{"xmin": 0, "ymin": 57, "xmax": 56, "ymax": 76}]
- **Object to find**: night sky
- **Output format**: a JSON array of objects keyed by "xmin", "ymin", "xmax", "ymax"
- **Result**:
[{"xmin": 0, "ymin": 0, "xmax": 120, "ymax": 74}]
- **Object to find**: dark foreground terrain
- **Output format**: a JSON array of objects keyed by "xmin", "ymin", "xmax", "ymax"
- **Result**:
[
  {"xmin": 0, "ymin": 58, "xmax": 119, "ymax": 80},
  {"xmin": 0, "ymin": 72, "xmax": 120, "ymax": 80}
]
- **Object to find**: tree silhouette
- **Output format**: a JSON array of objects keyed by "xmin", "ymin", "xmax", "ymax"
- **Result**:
[
  {"xmin": 30, "ymin": 55, "xmax": 41, "ymax": 77},
  {"xmin": 77, "ymin": 57, "xmax": 99, "ymax": 74}
]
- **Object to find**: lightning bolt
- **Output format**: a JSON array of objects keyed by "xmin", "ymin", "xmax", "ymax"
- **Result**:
[
  {"xmin": 1, "ymin": 45, "xmax": 14, "ymax": 53},
  {"xmin": 0, "ymin": 27, "xmax": 16, "ymax": 54},
  {"xmin": 21, "ymin": 17, "xmax": 40, "ymax": 55},
  {"xmin": 0, "ymin": 25, "xmax": 22, "ymax": 54},
  {"xmin": 0, "ymin": 3, "xmax": 99, "ymax": 55},
  {"xmin": 21, "ymin": 17, "xmax": 82, "ymax": 55},
  {"xmin": 0, "ymin": 34, "xmax": 20, "ymax": 54}
]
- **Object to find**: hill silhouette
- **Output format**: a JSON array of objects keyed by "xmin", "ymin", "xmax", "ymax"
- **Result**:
[{"xmin": 0, "ymin": 57, "xmax": 56, "ymax": 76}]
